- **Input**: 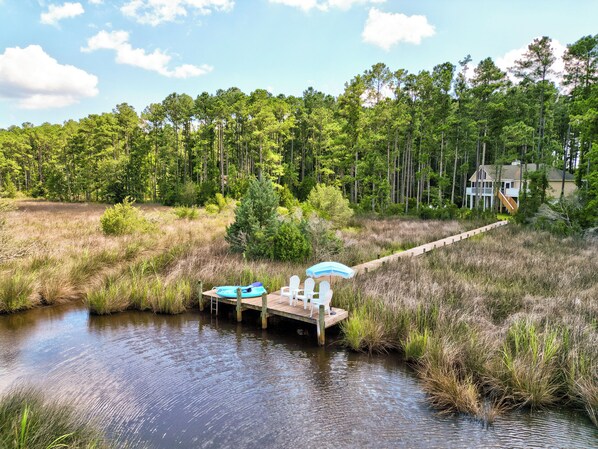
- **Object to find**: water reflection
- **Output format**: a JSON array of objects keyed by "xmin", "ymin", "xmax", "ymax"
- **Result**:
[{"xmin": 1, "ymin": 306, "xmax": 596, "ymax": 448}]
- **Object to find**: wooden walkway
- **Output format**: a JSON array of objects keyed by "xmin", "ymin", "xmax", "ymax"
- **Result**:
[
  {"xmin": 352, "ymin": 220, "xmax": 508, "ymax": 275},
  {"xmin": 201, "ymin": 289, "xmax": 348, "ymax": 345}
]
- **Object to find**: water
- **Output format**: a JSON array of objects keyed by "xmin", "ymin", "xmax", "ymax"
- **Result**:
[{"xmin": 1, "ymin": 305, "xmax": 596, "ymax": 448}]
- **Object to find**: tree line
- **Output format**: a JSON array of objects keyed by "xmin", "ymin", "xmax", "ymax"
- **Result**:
[{"xmin": 0, "ymin": 35, "xmax": 596, "ymax": 222}]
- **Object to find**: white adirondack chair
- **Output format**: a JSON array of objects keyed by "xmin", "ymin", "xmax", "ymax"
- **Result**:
[
  {"xmin": 295, "ymin": 278, "xmax": 315, "ymax": 309},
  {"xmin": 280, "ymin": 275, "xmax": 301, "ymax": 306},
  {"xmin": 310, "ymin": 281, "xmax": 333, "ymax": 317}
]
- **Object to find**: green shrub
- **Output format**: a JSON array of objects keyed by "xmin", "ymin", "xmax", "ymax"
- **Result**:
[
  {"xmin": 174, "ymin": 206, "xmax": 199, "ymax": 220},
  {"xmin": 225, "ymin": 179, "xmax": 279, "ymax": 258},
  {"xmin": 177, "ymin": 181, "xmax": 198, "ymax": 206},
  {"xmin": 272, "ymin": 221, "xmax": 311, "ymax": 262},
  {"xmin": 2, "ymin": 176, "xmax": 17, "ymax": 199},
  {"xmin": 384, "ymin": 203, "xmax": 405, "ymax": 216},
  {"xmin": 277, "ymin": 184, "xmax": 300, "ymax": 211},
  {"xmin": 306, "ymin": 215, "xmax": 343, "ymax": 259},
  {"xmin": 100, "ymin": 198, "xmax": 151, "ymax": 236},
  {"xmin": 214, "ymin": 193, "xmax": 227, "ymax": 211},
  {"xmin": 205, "ymin": 204, "xmax": 220, "ymax": 215},
  {"xmin": 307, "ymin": 184, "xmax": 353, "ymax": 228}
]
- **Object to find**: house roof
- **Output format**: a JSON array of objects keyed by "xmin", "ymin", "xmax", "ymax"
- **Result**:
[{"xmin": 469, "ymin": 164, "xmax": 575, "ymax": 182}]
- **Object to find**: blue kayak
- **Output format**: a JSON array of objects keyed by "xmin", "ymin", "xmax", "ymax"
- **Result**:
[{"xmin": 215, "ymin": 282, "xmax": 267, "ymax": 299}]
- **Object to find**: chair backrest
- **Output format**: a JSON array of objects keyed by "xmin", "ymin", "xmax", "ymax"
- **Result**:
[
  {"xmin": 304, "ymin": 277, "xmax": 315, "ymax": 294},
  {"xmin": 318, "ymin": 281, "xmax": 330, "ymax": 302},
  {"xmin": 289, "ymin": 275, "xmax": 300, "ymax": 290}
]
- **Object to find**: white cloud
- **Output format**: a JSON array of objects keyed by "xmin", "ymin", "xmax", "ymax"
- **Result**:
[
  {"xmin": 40, "ymin": 2, "xmax": 85, "ymax": 26},
  {"xmin": 89, "ymin": 0, "xmax": 103, "ymax": 4},
  {"xmin": 269, "ymin": 0, "xmax": 384, "ymax": 12},
  {"xmin": 496, "ymin": 38, "xmax": 566, "ymax": 84},
  {"xmin": 0, "ymin": 45, "xmax": 98, "ymax": 109},
  {"xmin": 121, "ymin": 0, "xmax": 234, "ymax": 26},
  {"xmin": 362, "ymin": 8, "xmax": 435, "ymax": 50},
  {"xmin": 82, "ymin": 30, "xmax": 213, "ymax": 78}
]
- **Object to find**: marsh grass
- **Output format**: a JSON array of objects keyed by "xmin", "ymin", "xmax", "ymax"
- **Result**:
[
  {"xmin": 338, "ymin": 225, "xmax": 598, "ymax": 425},
  {"xmin": 0, "ymin": 271, "xmax": 36, "ymax": 313},
  {"xmin": 0, "ymin": 388, "xmax": 111, "ymax": 449}
]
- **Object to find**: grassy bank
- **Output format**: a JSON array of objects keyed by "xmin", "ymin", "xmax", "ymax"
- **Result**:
[
  {"xmin": 335, "ymin": 225, "xmax": 597, "ymax": 425},
  {"xmin": 0, "ymin": 388, "xmax": 112, "ymax": 449}
]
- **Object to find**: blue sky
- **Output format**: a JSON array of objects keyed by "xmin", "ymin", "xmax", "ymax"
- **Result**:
[{"xmin": 0, "ymin": 0, "xmax": 596, "ymax": 128}]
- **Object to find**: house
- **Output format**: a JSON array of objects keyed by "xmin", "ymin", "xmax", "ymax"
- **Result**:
[{"xmin": 466, "ymin": 162, "xmax": 576, "ymax": 213}]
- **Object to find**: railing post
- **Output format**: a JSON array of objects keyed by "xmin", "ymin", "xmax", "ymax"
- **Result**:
[
  {"xmin": 261, "ymin": 292, "xmax": 268, "ymax": 329},
  {"xmin": 236, "ymin": 287, "xmax": 242, "ymax": 322}
]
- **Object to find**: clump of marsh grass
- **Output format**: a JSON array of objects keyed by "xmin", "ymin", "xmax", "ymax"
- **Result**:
[
  {"xmin": 419, "ymin": 337, "xmax": 482, "ymax": 417},
  {"xmin": 340, "ymin": 307, "xmax": 393, "ymax": 353},
  {"xmin": 491, "ymin": 320, "xmax": 563, "ymax": 407},
  {"xmin": 0, "ymin": 271, "xmax": 36, "ymax": 313},
  {"xmin": 86, "ymin": 277, "xmax": 131, "ymax": 315},
  {"xmin": 0, "ymin": 388, "xmax": 112, "ymax": 449},
  {"xmin": 404, "ymin": 329, "xmax": 429, "ymax": 362}
]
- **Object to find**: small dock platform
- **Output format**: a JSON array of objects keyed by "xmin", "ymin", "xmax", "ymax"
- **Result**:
[{"xmin": 201, "ymin": 289, "xmax": 348, "ymax": 346}]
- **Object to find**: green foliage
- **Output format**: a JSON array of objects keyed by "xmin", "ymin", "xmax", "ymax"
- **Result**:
[
  {"xmin": 2, "ymin": 176, "xmax": 17, "ymax": 199},
  {"xmin": 276, "ymin": 184, "xmax": 300, "ymax": 211},
  {"xmin": 517, "ymin": 170, "xmax": 549, "ymax": 223},
  {"xmin": 307, "ymin": 184, "xmax": 353, "ymax": 228},
  {"xmin": 177, "ymin": 181, "xmax": 198, "ymax": 206},
  {"xmin": 205, "ymin": 192, "xmax": 232, "ymax": 214},
  {"xmin": 305, "ymin": 215, "xmax": 343, "ymax": 259},
  {"xmin": 205, "ymin": 204, "xmax": 220, "ymax": 215},
  {"xmin": 225, "ymin": 179, "xmax": 279, "ymax": 259},
  {"xmin": 272, "ymin": 221, "xmax": 311, "ymax": 262},
  {"xmin": 0, "ymin": 388, "xmax": 111, "ymax": 449},
  {"xmin": 173, "ymin": 206, "xmax": 199, "ymax": 220},
  {"xmin": 100, "ymin": 198, "xmax": 152, "ymax": 236}
]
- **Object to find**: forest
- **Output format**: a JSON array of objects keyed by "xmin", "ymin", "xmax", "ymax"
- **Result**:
[{"xmin": 0, "ymin": 35, "xmax": 597, "ymax": 226}]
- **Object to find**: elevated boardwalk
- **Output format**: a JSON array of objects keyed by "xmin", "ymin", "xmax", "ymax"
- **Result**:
[
  {"xmin": 201, "ymin": 289, "xmax": 348, "ymax": 345},
  {"xmin": 352, "ymin": 220, "xmax": 508, "ymax": 275}
]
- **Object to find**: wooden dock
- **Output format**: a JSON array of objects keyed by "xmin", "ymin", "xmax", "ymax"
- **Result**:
[{"xmin": 201, "ymin": 288, "xmax": 348, "ymax": 346}]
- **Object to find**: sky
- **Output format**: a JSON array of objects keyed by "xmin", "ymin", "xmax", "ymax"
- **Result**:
[{"xmin": 0, "ymin": 0, "xmax": 597, "ymax": 128}]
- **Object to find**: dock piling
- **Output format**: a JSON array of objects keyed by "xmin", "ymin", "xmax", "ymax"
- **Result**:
[
  {"xmin": 261, "ymin": 293, "xmax": 268, "ymax": 329},
  {"xmin": 236, "ymin": 288, "xmax": 242, "ymax": 322},
  {"xmin": 317, "ymin": 305, "xmax": 326, "ymax": 346},
  {"xmin": 198, "ymin": 281, "xmax": 204, "ymax": 311}
]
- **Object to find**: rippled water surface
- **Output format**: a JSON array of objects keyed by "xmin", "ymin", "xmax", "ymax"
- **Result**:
[{"xmin": 1, "ymin": 305, "xmax": 596, "ymax": 448}]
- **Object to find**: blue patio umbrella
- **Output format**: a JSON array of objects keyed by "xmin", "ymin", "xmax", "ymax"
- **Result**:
[
  {"xmin": 306, "ymin": 261, "xmax": 355, "ymax": 280},
  {"xmin": 305, "ymin": 262, "xmax": 354, "ymax": 315}
]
